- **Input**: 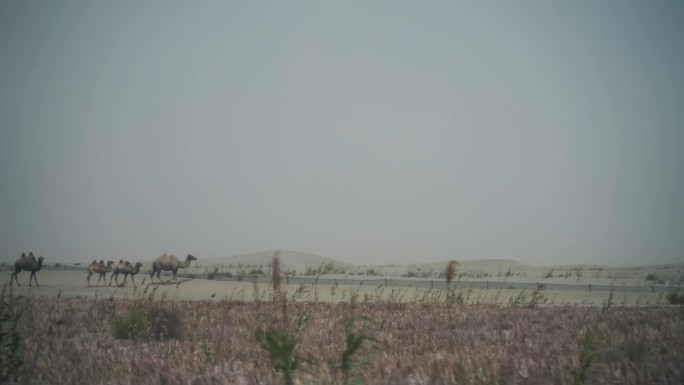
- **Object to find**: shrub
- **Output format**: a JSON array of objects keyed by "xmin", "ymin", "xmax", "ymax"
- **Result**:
[
  {"xmin": 602, "ymin": 289, "xmax": 615, "ymax": 313},
  {"xmin": 341, "ymin": 294, "xmax": 379, "ymax": 385},
  {"xmin": 507, "ymin": 289, "xmax": 548, "ymax": 309},
  {"xmin": 112, "ymin": 299, "xmax": 182, "ymax": 341},
  {"xmin": 112, "ymin": 304, "xmax": 151, "ymax": 341},
  {"xmin": 254, "ymin": 313, "xmax": 308, "ymax": 385},
  {"xmin": 0, "ymin": 286, "xmax": 23, "ymax": 382},
  {"xmin": 646, "ymin": 274, "xmax": 666, "ymax": 284},
  {"xmin": 666, "ymin": 291, "xmax": 684, "ymax": 305},
  {"xmin": 89, "ymin": 295, "xmax": 116, "ymax": 321},
  {"xmin": 573, "ymin": 331, "xmax": 599, "ymax": 385}
]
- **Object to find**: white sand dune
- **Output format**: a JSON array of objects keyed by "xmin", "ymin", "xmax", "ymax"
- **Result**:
[
  {"xmin": 193, "ymin": 250, "xmax": 354, "ymax": 274},
  {"xmin": 2, "ymin": 251, "xmax": 682, "ymax": 308}
]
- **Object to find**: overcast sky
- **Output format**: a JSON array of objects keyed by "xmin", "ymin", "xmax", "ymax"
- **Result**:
[{"xmin": 1, "ymin": 1, "xmax": 683, "ymax": 266}]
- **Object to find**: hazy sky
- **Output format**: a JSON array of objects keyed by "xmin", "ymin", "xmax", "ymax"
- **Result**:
[{"xmin": 1, "ymin": 1, "xmax": 683, "ymax": 266}]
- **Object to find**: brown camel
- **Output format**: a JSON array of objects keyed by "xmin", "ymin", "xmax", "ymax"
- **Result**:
[
  {"xmin": 150, "ymin": 254, "xmax": 196, "ymax": 283},
  {"xmin": 109, "ymin": 261, "xmax": 143, "ymax": 287},
  {"xmin": 87, "ymin": 260, "xmax": 115, "ymax": 286},
  {"xmin": 11, "ymin": 252, "xmax": 44, "ymax": 287}
]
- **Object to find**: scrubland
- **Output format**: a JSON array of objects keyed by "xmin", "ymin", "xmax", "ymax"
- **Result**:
[{"xmin": 2, "ymin": 284, "xmax": 683, "ymax": 385}]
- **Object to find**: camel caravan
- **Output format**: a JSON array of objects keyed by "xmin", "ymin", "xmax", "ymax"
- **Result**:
[
  {"xmin": 94, "ymin": 254, "xmax": 197, "ymax": 287},
  {"xmin": 7, "ymin": 252, "xmax": 198, "ymax": 289}
]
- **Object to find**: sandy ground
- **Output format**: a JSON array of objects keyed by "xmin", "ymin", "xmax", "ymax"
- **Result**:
[{"xmin": 1, "ymin": 269, "xmax": 675, "ymax": 306}]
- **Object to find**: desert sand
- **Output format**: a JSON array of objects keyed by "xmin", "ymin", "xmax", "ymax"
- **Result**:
[{"xmin": 2, "ymin": 250, "xmax": 681, "ymax": 306}]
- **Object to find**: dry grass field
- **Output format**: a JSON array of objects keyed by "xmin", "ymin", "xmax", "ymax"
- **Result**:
[
  {"xmin": 2, "ymin": 257, "xmax": 683, "ymax": 384},
  {"xmin": 2, "ymin": 281, "xmax": 683, "ymax": 385}
]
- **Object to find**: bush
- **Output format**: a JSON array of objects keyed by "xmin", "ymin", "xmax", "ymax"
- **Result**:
[
  {"xmin": 113, "ymin": 300, "xmax": 182, "ymax": 341},
  {"xmin": 508, "ymin": 289, "xmax": 547, "ymax": 308},
  {"xmin": 0, "ymin": 286, "xmax": 23, "ymax": 382},
  {"xmin": 666, "ymin": 291, "xmax": 684, "ymax": 305},
  {"xmin": 645, "ymin": 274, "xmax": 666, "ymax": 284},
  {"xmin": 573, "ymin": 331, "xmax": 599, "ymax": 385}
]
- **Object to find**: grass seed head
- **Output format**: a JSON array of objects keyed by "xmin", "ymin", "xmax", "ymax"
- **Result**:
[
  {"xmin": 446, "ymin": 260, "xmax": 460, "ymax": 285},
  {"xmin": 273, "ymin": 251, "xmax": 282, "ymax": 291}
]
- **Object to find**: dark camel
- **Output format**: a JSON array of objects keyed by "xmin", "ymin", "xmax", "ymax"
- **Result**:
[
  {"xmin": 109, "ymin": 261, "xmax": 143, "ymax": 287},
  {"xmin": 11, "ymin": 252, "xmax": 44, "ymax": 287},
  {"xmin": 150, "ymin": 254, "xmax": 196, "ymax": 283},
  {"xmin": 87, "ymin": 260, "xmax": 114, "ymax": 286}
]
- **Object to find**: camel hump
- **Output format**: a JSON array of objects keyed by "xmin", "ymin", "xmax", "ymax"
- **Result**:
[
  {"xmin": 21, "ymin": 253, "xmax": 27, "ymax": 259},
  {"xmin": 158, "ymin": 254, "xmax": 176, "ymax": 262},
  {"xmin": 29, "ymin": 252, "xmax": 34, "ymax": 258}
]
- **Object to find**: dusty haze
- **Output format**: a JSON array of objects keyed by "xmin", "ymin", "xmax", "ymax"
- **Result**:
[{"xmin": 1, "ymin": 2, "xmax": 683, "ymax": 266}]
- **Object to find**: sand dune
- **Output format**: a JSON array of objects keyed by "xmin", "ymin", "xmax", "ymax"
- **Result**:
[
  {"xmin": 197, "ymin": 250, "xmax": 354, "ymax": 273},
  {"xmin": 2, "ymin": 250, "xmax": 682, "ymax": 308}
]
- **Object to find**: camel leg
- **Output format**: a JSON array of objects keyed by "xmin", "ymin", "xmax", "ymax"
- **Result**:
[
  {"xmin": 30, "ymin": 271, "xmax": 39, "ymax": 287},
  {"xmin": 166, "ymin": 269, "xmax": 177, "ymax": 283},
  {"xmin": 11, "ymin": 272, "xmax": 20, "ymax": 286},
  {"xmin": 130, "ymin": 275, "xmax": 136, "ymax": 288}
]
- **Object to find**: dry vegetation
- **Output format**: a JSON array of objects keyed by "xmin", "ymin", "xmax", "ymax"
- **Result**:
[{"xmin": 2, "ymin": 283, "xmax": 683, "ymax": 385}]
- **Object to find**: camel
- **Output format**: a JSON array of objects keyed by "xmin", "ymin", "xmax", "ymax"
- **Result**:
[
  {"xmin": 87, "ymin": 260, "xmax": 114, "ymax": 286},
  {"xmin": 150, "ymin": 254, "xmax": 197, "ymax": 283},
  {"xmin": 11, "ymin": 252, "xmax": 44, "ymax": 287},
  {"xmin": 109, "ymin": 261, "xmax": 143, "ymax": 287}
]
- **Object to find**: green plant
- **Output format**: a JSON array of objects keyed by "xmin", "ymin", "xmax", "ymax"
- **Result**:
[
  {"xmin": 0, "ymin": 285, "xmax": 23, "ymax": 383},
  {"xmin": 447, "ymin": 289, "xmax": 473, "ymax": 305},
  {"xmin": 602, "ymin": 289, "xmax": 615, "ymax": 312},
  {"xmin": 201, "ymin": 344, "xmax": 215, "ymax": 363},
  {"xmin": 507, "ymin": 289, "xmax": 547, "ymax": 308},
  {"xmin": 254, "ymin": 315, "xmax": 308, "ymax": 385},
  {"xmin": 572, "ymin": 331, "xmax": 599, "ymax": 385},
  {"xmin": 666, "ymin": 291, "xmax": 684, "ymax": 305},
  {"xmin": 112, "ymin": 304, "xmax": 151, "ymax": 341},
  {"xmin": 290, "ymin": 283, "xmax": 309, "ymax": 302},
  {"xmin": 112, "ymin": 292, "xmax": 183, "ymax": 341},
  {"xmin": 341, "ymin": 294, "xmax": 379, "ymax": 385},
  {"xmin": 508, "ymin": 291, "xmax": 528, "ymax": 307},
  {"xmin": 89, "ymin": 295, "xmax": 116, "ymax": 321},
  {"xmin": 528, "ymin": 288, "xmax": 548, "ymax": 309}
]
